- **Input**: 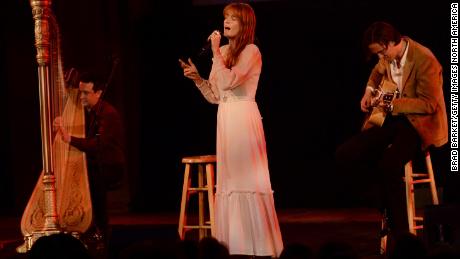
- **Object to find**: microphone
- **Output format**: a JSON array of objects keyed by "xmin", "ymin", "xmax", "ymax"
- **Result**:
[
  {"xmin": 198, "ymin": 41, "xmax": 211, "ymax": 57},
  {"xmin": 197, "ymin": 30, "xmax": 221, "ymax": 57}
]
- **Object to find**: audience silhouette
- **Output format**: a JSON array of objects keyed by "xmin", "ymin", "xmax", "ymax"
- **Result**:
[{"xmin": 28, "ymin": 233, "xmax": 91, "ymax": 259}]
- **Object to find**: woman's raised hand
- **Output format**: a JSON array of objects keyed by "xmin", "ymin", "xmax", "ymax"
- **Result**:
[{"xmin": 179, "ymin": 58, "xmax": 202, "ymax": 83}]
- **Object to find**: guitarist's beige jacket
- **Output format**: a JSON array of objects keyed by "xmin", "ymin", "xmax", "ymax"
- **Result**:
[{"xmin": 367, "ymin": 37, "xmax": 447, "ymax": 150}]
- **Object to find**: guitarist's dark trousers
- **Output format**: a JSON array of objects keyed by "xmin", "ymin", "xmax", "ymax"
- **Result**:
[{"xmin": 335, "ymin": 115, "xmax": 421, "ymax": 239}]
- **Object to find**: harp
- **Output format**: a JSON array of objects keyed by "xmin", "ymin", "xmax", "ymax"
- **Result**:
[{"xmin": 17, "ymin": 0, "xmax": 92, "ymax": 252}]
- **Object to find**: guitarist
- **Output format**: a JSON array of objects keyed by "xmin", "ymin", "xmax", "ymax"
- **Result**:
[{"xmin": 335, "ymin": 21, "xmax": 447, "ymax": 253}]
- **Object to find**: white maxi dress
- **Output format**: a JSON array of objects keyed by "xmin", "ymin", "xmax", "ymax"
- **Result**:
[{"xmin": 195, "ymin": 44, "xmax": 283, "ymax": 257}]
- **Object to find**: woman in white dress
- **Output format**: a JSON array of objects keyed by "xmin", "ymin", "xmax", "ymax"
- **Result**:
[{"xmin": 179, "ymin": 3, "xmax": 283, "ymax": 257}]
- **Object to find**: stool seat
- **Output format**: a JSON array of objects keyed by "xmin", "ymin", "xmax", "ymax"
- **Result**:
[
  {"xmin": 178, "ymin": 154, "xmax": 216, "ymax": 240},
  {"xmin": 182, "ymin": 155, "xmax": 216, "ymax": 164}
]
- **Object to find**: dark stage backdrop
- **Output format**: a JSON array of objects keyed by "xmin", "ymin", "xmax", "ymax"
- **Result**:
[{"xmin": 0, "ymin": 0, "xmax": 453, "ymax": 215}]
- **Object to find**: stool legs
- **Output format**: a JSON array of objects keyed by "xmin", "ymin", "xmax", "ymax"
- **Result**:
[
  {"xmin": 380, "ymin": 151, "xmax": 439, "ymax": 254},
  {"xmin": 405, "ymin": 160, "xmax": 416, "ymax": 235},
  {"xmin": 405, "ymin": 151, "xmax": 439, "ymax": 235},
  {"xmin": 178, "ymin": 161, "xmax": 216, "ymax": 240},
  {"xmin": 198, "ymin": 164, "xmax": 206, "ymax": 239},
  {"xmin": 425, "ymin": 152, "xmax": 439, "ymax": 205},
  {"xmin": 380, "ymin": 209, "xmax": 388, "ymax": 255},
  {"xmin": 178, "ymin": 164, "xmax": 191, "ymax": 239},
  {"xmin": 206, "ymin": 163, "xmax": 215, "ymax": 237}
]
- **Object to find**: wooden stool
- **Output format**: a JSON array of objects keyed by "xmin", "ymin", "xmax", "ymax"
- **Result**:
[
  {"xmin": 178, "ymin": 155, "xmax": 216, "ymax": 240},
  {"xmin": 404, "ymin": 150, "xmax": 439, "ymax": 235},
  {"xmin": 380, "ymin": 150, "xmax": 439, "ymax": 254}
]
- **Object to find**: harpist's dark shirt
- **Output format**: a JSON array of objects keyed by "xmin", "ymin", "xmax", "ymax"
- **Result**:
[{"xmin": 70, "ymin": 100, "xmax": 125, "ymax": 170}]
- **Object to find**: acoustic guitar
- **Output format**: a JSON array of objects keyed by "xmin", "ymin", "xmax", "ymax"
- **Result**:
[{"xmin": 361, "ymin": 79, "xmax": 399, "ymax": 131}]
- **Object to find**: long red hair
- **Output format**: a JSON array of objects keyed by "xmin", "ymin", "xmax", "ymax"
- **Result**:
[{"xmin": 223, "ymin": 3, "xmax": 256, "ymax": 68}]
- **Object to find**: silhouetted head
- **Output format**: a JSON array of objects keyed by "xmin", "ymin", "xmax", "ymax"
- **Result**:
[
  {"xmin": 29, "ymin": 233, "xmax": 91, "ymax": 259},
  {"xmin": 317, "ymin": 241, "xmax": 358, "ymax": 259},
  {"xmin": 280, "ymin": 242, "xmax": 313, "ymax": 259},
  {"xmin": 198, "ymin": 237, "xmax": 229, "ymax": 259}
]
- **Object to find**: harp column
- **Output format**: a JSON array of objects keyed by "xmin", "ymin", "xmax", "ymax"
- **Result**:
[{"xmin": 30, "ymin": 0, "xmax": 60, "ymax": 235}]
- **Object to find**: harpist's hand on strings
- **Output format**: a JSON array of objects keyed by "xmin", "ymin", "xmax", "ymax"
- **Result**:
[
  {"xmin": 53, "ymin": 116, "xmax": 71, "ymax": 143},
  {"xmin": 179, "ymin": 58, "xmax": 203, "ymax": 85}
]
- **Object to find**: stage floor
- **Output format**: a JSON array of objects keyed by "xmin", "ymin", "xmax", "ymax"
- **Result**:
[{"xmin": 0, "ymin": 208, "xmax": 384, "ymax": 258}]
